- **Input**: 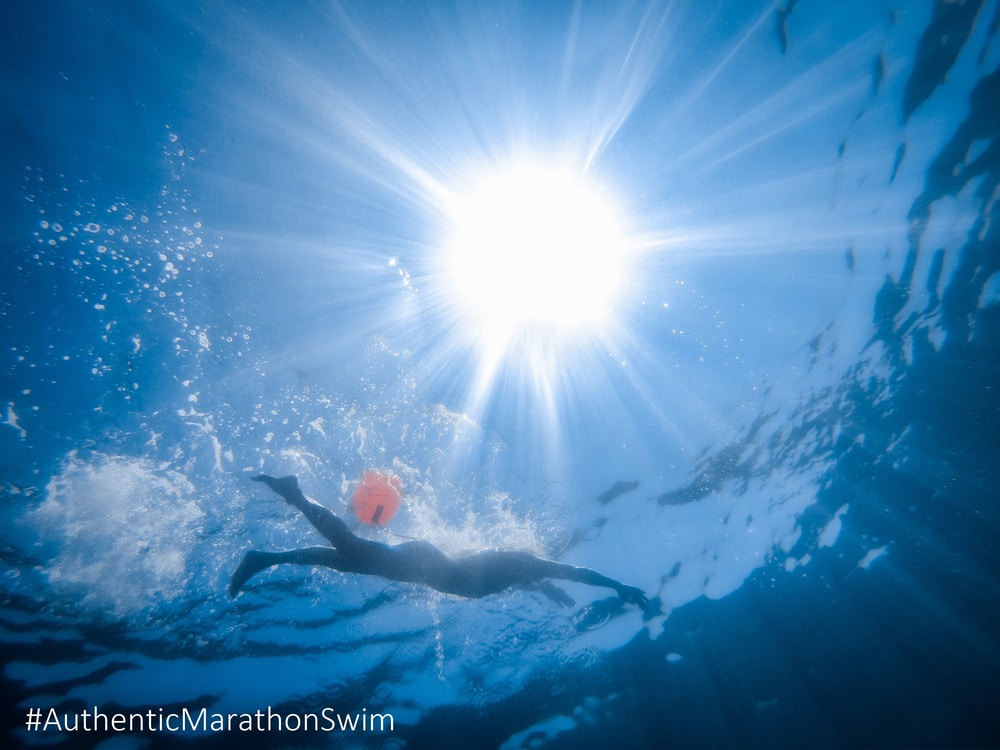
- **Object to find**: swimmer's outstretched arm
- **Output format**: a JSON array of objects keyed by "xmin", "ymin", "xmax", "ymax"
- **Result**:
[
  {"xmin": 252, "ymin": 474, "xmax": 354, "ymax": 548},
  {"xmin": 534, "ymin": 559, "xmax": 650, "ymax": 608},
  {"xmin": 526, "ymin": 580, "xmax": 576, "ymax": 607}
]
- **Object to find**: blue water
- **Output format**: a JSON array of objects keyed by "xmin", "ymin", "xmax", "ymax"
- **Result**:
[{"xmin": 2, "ymin": 1, "xmax": 998, "ymax": 748}]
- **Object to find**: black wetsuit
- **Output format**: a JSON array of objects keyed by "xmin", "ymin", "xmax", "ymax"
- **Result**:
[{"xmin": 230, "ymin": 474, "xmax": 648, "ymax": 608}]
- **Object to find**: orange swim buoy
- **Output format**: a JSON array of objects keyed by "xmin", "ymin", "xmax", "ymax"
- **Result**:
[{"xmin": 352, "ymin": 469, "xmax": 403, "ymax": 526}]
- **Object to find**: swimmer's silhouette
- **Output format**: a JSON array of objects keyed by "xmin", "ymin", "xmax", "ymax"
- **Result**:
[{"xmin": 230, "ymin": 475, "xmax": 649, "ymax": 609}]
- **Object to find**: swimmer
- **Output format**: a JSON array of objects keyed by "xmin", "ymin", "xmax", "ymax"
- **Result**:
[{"xmin": 230, "ymin": 474, "xmax": 649, "ymax": 609}]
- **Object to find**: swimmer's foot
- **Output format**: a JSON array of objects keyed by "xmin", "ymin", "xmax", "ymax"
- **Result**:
[
  {"xmin": 229, "ymin": 550, "xmax": 276, "ymax": 598},
  {"xmin": 251, "ymin": 474, "xmax": 301, "ymax": 502}
]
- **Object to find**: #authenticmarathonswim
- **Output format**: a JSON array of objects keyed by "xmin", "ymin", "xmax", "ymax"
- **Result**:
[{"xmin": 25, "ymin": 705, "xmax": 394, "ymax": 734}]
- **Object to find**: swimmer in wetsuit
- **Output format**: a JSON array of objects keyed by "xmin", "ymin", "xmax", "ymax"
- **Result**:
[{"xmin": 230, "ymin": 475, "xmax": 649, "ymax": 609}]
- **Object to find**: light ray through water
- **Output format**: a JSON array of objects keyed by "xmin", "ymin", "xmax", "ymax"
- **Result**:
[
  {"xmin": 6, "ymin": 1, "xmax": 999, "ymax": 745},
  {"xmin": 179, "ymin": 0, "xmax": 922, "ymax": 474}
]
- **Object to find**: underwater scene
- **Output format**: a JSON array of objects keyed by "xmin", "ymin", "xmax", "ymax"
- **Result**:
[{"xmin": 2, "ymin": 1, "xmax": 999, "ymax": 748}]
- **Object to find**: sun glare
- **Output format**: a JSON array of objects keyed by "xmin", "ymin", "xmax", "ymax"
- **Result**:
[{"xmin": 443, "ymin": 164, "xmax": 626, "ymax": 332}]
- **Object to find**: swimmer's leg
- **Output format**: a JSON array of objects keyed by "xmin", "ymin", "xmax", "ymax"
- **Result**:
[
  {"xmin": 252, "ymin": 474, "xmax": 354, "ymax": 547},
  {"xmin": 229, "ymin": 546, "xmax": 346, "ymax": 597}
]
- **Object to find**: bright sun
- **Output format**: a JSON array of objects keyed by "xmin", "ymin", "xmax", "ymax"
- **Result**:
[{"xmin": 443, "ymin": 163, "xmax": 626, "ymax": 332}]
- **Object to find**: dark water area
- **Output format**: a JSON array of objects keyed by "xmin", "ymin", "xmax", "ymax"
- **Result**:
[{"xmin": 2, "ymin": 1, "xmax": 999, "ymax": 748}]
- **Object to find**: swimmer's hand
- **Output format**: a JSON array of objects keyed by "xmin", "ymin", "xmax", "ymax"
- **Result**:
[{"xmin": 617, "ymin": 584, "xmax": 650, "ymax": 610}]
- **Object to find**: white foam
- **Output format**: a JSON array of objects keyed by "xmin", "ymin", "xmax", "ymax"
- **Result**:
[
  {"xmin": 818, "ymin": 504, "xmax": 849, "ymax": 548},
  {"xmin": 858, "ymin": 545, "xmax": 888, "ymax": 570},
  {"xmin": 29, "ymin": 453, "xmax": 204, "ymax": 617},
  {"xmin": 3, "ymin": 403, "xmax": 26, "ymax": 439},
  {"xmin": 980, "ymin": 272, "xmax": 1000, "ymax": 309}
]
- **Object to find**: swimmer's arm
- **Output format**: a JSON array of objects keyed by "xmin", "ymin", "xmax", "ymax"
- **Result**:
[
  {"xmin": 524, "ymin": 580, "xmax": 575, "ymax": 607},
  {"xmin": 538, "ymin": 560, "xmax": 649, "ymax": 608}
]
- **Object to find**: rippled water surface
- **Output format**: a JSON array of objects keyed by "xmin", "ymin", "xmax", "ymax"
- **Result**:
[{"xmin": 2, "ymin": 1, "xmax": 999, "ymax": 748}]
